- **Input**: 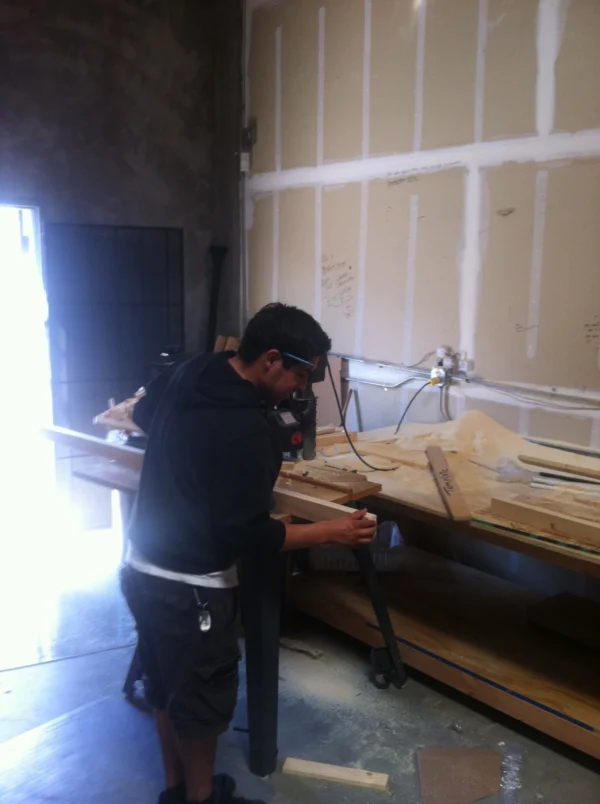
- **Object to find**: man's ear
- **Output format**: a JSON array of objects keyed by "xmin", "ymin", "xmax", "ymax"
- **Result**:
[{"xmin": 264, "ymin": 349, "xmax": 283, "ymax": 369}]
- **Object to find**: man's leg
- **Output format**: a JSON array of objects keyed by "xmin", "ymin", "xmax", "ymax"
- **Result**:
[
  {"xmin": 156, "ymin": 709, "xmax": 184, "ymax": 791},
  {"xmin": 177, "ymin": 737, "xmax": 218, "ymax": 802}
]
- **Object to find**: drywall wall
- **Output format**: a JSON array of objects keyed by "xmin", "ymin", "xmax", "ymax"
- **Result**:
[
  {"xmin": 246, "ymin": 0, "xmax": 600, "ymax": 447},
  {"xmin": 0, "ymin": 0, "xmax": 243, "ymax": 350}
]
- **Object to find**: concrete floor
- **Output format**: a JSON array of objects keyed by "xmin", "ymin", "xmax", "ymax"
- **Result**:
[
  {"xmin": 1, "ymin": 512, "xmax": 599, "ymax": 802},
  {"xmin": 1, "ymin": 614, "xmax": 600, "ymax": 803}
]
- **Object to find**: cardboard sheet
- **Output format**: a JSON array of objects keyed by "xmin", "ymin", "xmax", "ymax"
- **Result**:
[
  {"xmin": 369, "ymin": 0, "xmax": 417, "ymax": 155},
  {"xmin": 554, "ymin": 0, "xmax": 600, "ymax": 133},
  {"xmin": 323, "ymin": 0, "xmax": 364, "ymax": 161},
  {"xmin": 278, "ymin": 187, "xmax": 317, "ymax": 314},
  {"xmin": 483, "ymin": 0, "xmax": 537, "ymax": 140},
  {"xmin": 247, "ymin": 194, "xmax": 274, "ymax": 315},
  {"xmin": 421, "ymin": 0, "xmax": 478, "ymax": 149}
]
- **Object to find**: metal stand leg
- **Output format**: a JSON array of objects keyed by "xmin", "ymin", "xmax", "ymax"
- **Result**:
[
  {"xmin": 241, "ymin": 550, "xmax": 284, "ymax": 777},
  {"xmin": 354, "ymin": 545, "xmax": 408, "ymax": 690}
]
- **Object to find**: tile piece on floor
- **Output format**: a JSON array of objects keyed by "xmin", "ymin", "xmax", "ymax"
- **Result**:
[{"xmin": 417, "ymin": 747, "xmax": 501, "ymax": 804}]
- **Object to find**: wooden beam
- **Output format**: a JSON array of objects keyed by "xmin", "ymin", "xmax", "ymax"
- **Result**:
[
  {"xmin": 518, "ymin": 453, "xmax": 600, "ymax": 482},
  {"xmin": 41, "ymin": 426, "xmax": 144, "ymax": 470},
  {"xmin": 490, "ymin": 497, "xmax": 600, "ymax": 545},
  {"xmin": 272, "ymin": 488, "xmax": 376, "ymax": 523},
  {"xmin": 316, "ymin": 431, "xmax": 356, "ymax": 448},
  {"xmin": 425, "ymin": 446, "xmax": 471, "ymax": 521},
  {"xmin": 282, "ymin": 758, "xmax": 389, "ymax": 792}
]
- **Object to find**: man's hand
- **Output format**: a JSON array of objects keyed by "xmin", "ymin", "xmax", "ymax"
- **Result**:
[
  {"xmin": 283, "ymin": 509, "xmax": 377, "ymax": 551},
  {"xmin": 325, "ymin": 509, "xmax": 377, "ymax": 546}
]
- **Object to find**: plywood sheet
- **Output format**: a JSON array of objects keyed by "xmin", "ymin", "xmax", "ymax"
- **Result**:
[
  {"xmin": 249, "ymin": 5, "xmax": 279, "ymax": 173},
  {"xmin": 475, "ymin": 163, "xmax": 538, "ymax": 382},
  {"xmin": 483, "ymin": 0, "xmax": 537, "ymax": 140},
  {"xmin": 555, "ymin": 0, "xmax": 600, "ymax": 133},
  {"xmin": 321, "ymin": 184, "xmax": 361, "ymax": 354},
  {"xmin": 278, "ymin": 187, "xmax": 316, "ymax": 314},
  {"xmin": 323, "ymin": 0, "xmax": 364, "ymax": 161},
  {"xmin": 535, "ymin": 160, "xmax": 600, "ymax": 389},
  {"xmin": 247, "ymin": 194, "xmax": 274, "ymax": 315},
  {"xmin": 369, "ymin": 0, "xmax": 417, "ymax": 155},
  {"xmin": 421, "ymin": 0, "xmax": 478, "ymax": 150},
  {"xmin": 280, "ymin": 0, "xmax": 320, "ymax": 168},
  {"xmin": 361, "ymin": 178, "xmax": 412, "ymax": 363},
  {"xmin": 410, "ymin": 170, "xmax": 463, "ymax": 366},
  {"xmin": 529, "ymin": 410, "xmax": 592, "ymax": 448}
]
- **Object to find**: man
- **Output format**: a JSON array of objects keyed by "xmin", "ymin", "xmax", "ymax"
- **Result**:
[{"xmin": 122, "ymin": 303, "xmax": 376, "ymax": 804}]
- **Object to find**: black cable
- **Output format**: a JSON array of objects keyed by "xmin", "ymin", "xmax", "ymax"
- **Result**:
[
  {"xmin": 395, "ymin": 381, "xmax": 431, "ymax": 435},
  {"xmin": 326, "ymin": 360, "xmax": 397, "ymax": 472}
]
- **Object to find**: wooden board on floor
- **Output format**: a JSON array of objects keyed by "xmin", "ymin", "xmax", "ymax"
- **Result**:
[
  {"xmin": 426, "ymin": 446, "xmax": 471, "ymax": 521},
  {"xmin": 528, "ymin": 592, "xmax": 600, "ymax": 653},
  {"xmin": 288, "ymin": 547, "xmax": 600, "ymax": 759},
  {"xmin": 490, "ymin": 497, "xmax": 600, "ymax": 546},
  {"xmin": 282, "ymin": 758, "xmax": 389, "ymax": 791}
]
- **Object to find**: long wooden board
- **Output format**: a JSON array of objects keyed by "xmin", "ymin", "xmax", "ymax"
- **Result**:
[
  {"xmin": 316, "ymin": 431, "xmax": 357, "ymax": 448},
  {"xmin": 425, "ymin": 446, "xmax": 471, "ymax": 521},
  {"xmin": 42, "ymin": 426, "xmax": 144, "ymax": 470},
  {"xmin": 519, "ymin": 453, "xmax": 600, "ymax": 481},
  {"xmin": 490, "ymin": 497, "xmax": 600, "ymax": 545},
  {"xmin": 272, "ymin": 488, "xmax": 376, "ymax": 523},
  {"xmin": 282, "ymin": 758, "xmax": 388, "ymax": 792}
]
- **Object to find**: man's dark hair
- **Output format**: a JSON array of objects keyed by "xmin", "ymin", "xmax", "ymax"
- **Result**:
[{"xmin": 238, "ymin": 303, "xmax": 332, "ymax": 366}]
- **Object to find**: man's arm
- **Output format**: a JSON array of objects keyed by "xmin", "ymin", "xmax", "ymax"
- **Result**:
[{"xmin": 212, "ymin": 435, "xmax": 376, "ymax": 553}]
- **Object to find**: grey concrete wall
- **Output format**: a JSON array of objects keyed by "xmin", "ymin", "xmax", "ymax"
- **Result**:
[{"xmin": 0, "ymin": 0, "xmax": 242, "ymax": 350}]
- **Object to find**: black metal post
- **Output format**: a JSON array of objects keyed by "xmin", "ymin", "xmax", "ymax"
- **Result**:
[{"xmin": 241, "ymin": 549, "xmax": 284, "ymax": 777}]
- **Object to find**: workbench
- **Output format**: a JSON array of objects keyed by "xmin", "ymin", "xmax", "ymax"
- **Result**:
[
  {"xmin": 288, "ymin": 413, "xmax": 600, "ymax": 760},
  {"xmin": 44, "ymin": 417, "xmax": 600, "ymax": 762}
]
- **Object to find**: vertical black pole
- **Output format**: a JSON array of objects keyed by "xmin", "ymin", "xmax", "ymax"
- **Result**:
[
  {"xmin": 241, "ymin": 550, "xmax": 284, "ymax": 777},
  {"xmin": 206, "ymin": 245, "xmax": 228, "ymax": 352}
]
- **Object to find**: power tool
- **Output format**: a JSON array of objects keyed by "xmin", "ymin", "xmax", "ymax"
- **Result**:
[{"xmin": 267, "ymin": 354, "xmax": 327, "ymax": 461}]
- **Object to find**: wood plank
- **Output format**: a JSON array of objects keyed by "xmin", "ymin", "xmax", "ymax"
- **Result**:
[
  {"xmin": 519, "ymin": 453, "xmax": 600, "ymax": 481},
  {"xmin": 213, "ymin": 335, "xmax": 227, "ymax": 352},
  {"xmin": 288, "ymin": 464, "xmax": 381, "ymax": 500},
  {"xmin": 275, "ymin": 477, "xmax": 350, "ymax": 505},
  {"xmin": 224, "ymin": 336, "xmax": 240, "ymax": 351},
  {"xmin": 528, "ymin": 593, "xmax": 600, "ymax": 653},
  {"xmin": 288, "ymin": 548, "xmax": 600, "ymax": 759},
  {"xmin": 272, "ymin": 488, "xmax": 376, "ymax": 524},
  {"xmin": 42, "ymin": 426, "xmax": 144, "ymax": 471},
  {"xmin": 426, "ymin": 446, "xmax": 471, "ymax": 521},
  {"xmin": 490, "ymin": 497, "xmax": 600, "ymax": 546},
  {"xmin": 316, "ymin": 431, "xmax": 356, "ymax": 448},
  {"xmin": 282, "ymin": 758, "xmax": 388, "ymax": 792}
]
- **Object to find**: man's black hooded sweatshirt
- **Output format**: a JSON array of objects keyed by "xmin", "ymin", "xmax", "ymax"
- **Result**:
[{"xmin": 128, "ymin": 351, "xmax": 285, "ymax": 574}]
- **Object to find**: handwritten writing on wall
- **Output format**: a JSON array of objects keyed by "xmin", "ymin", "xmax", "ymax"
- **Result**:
[{"xmin": 321, "ymin": 253, "xmax": 355, "ymax": 319}]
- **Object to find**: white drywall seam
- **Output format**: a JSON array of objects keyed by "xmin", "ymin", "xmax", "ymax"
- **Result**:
[
  {"xmin": 526, "ymin": 169, "xmax": 548, "ymax": 358},
  {"xmin": 355, "ymin": 181, "xmax": 369, "ymax": 354},
  {"xmin": 403, "ymin": 194, "xmax": 419, "ymax": 365},
  {"xmin": 275, "ymin": 25, "xmax": 282, "ymax": 171},
  {"xmin": 474, "ymin": 0, "xmax": 488, "ymax": 143},
  {"xmin": 536, "ymin": 0, "xmax": 565, "ymax": 137},
  {"xmin": 272, "ymin": 191, "xmax": 279, "ymax": 301},
  {"xmin": 317, "ymin": 7, "xmax": 325, "ymax": 167},
  {"xmin": 315, "ymin": 187, "xmax": 322, "ymax": 320},
  {"xmin": 518, "ymin": 408, "xmax": 531, "ymax": 436},
  {"xmin": 248, "ymin": 129, "xmax": 600, "ymax": 192},
  {"xmin": 460, "ymin": 164, "xmax": 482, "ymax": 358},
  {"xmin": 413, "ymin": 0, "xmax": 427, "ymax": 151},
  {"xmin": 362, "ymin": 0, "xmax": 372, "ymax": 158},
  {"xmin": 591, "ymin": 418, "xmax": 600, "ymax": 449}
]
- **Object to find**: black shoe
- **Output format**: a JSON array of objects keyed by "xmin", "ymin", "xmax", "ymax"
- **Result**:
[
  {"xmin": 159, "ymin": 775, "xmax": 237, "ymax": 804},
  {"xmin": 158, "ymin": 784, "xmax": 186, "ymax": 803}
]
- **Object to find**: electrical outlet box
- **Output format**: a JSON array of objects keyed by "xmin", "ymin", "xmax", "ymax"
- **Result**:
[{"xmin": 431, "ymin": 367, "xmax": 447, "ymax": 385}]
